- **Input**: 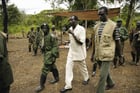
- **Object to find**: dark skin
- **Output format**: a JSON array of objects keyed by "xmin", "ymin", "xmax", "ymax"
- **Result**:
[
  {"xmin": 136, "ymin": 22, "xmax": 140, "ymax": 31},
  {"xmin": 41, "ymin": 24, "xmax": 50, "ymax": 52},
  {"xmin": 42, "ymin": 25, "xmax": 49, "ymax": 36},
  {"xmin": 68, "ymin": 16, "xmax": 83, "ymax": 45},
  {"xmin": 117, "ymin": 21, "xmax": 122, "ymax": 28},
  {"xmin": 91, "ymin": 8, "xmax": 123, "ymax": 62}
]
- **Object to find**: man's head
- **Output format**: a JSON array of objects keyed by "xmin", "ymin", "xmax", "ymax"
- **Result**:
[
  {"xmin": 117, "ymin": 19, "xmax": 122, "ymax": 27},
  {"xmin": 41, "ymin": 23, "xmax": 50, "ymax": 35},
  {"xmin": 98, "ymin": 6, "xmax": 108, "ymax": 22},
  {"xmin": 51, "ymin": 26, "xmax": 55, "ymax": 32},
  {"xmin": 36, "ymin": 27, "xmax": 40, "ymax": 32},
  {"xmin": 68, "ymin": 15, "xmax": 79, "ymax": 27}
]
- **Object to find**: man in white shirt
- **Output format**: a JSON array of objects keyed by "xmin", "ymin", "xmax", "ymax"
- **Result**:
[{"xmin": 60, "ymin": 15, "xmax": 89, "ymax": 93}]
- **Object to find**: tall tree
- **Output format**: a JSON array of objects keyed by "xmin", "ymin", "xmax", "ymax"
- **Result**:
[
  {"xmin": 8, "ymin": 4, "xmax": 22, "ymax": 25},
  {"xmin": 1, "ymin": 0, "xmax": 8, "ymax": 33},
  {"xmin": 125, "ymin": 0, "xmax": 140, "ymax": 29}
]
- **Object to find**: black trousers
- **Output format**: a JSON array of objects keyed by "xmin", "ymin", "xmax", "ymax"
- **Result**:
[{"xmin": 0, "ymin": 86, "xmax": 10, "ymax": 93}]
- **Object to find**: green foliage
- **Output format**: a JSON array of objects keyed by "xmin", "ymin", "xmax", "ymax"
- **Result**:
[{"xmin": 7, "ymin": 4, "xmax": 22, "ymax": 25}]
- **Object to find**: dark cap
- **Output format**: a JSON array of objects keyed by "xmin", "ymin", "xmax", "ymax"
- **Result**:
[{"xmin": 40, "ymin": 23, "xmax": 50, "ymax": 30}]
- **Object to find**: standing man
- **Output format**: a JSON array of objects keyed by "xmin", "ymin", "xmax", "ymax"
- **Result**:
[
  {"xmin": 129, "ymin": 21, "xmax": 140, "ymax": 66},
  {"xmin": 35, "ymin": 23, "xmax": 59, "ymax": 93},
  {"xmin": 113, "ymin": 19, "xmax": 128, "ymax": 68},
  {"xmin": 90, "ymin": 7, "xmax": 122, "ymax": 93},
  {"xmin": 27, "ymin": 27, "xmax": 35, "ymax": 52},
  {"xmin": 0, "ymin": 31, "xmax": 14, "ymax": 93},
  {"xmin": 33, "ymin": 27, "xmax": 43, "ymax": 56},
  {"xmin": 60, "ymin": 15, "xmax": 89, "ymax": 93}
]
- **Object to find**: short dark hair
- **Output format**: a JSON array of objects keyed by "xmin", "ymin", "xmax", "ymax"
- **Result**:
[
  {"xmin": 70, "ymin": 15, "xmax": 79, "ymax": 21},
  {"xmin": 99, "ymin": 6, "xmax": 108, "ymax": 15}
]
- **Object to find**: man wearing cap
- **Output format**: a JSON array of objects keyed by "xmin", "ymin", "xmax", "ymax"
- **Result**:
[
  {"xmin": 35, "ymin": 23, "xmax": 59, "ymax": 93},
  {"xmin": 60, "ymin": 15, "xmax": 89, "ymax": 93}
]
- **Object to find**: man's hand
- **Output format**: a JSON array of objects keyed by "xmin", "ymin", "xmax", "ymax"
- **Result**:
[{"xmin": 68, "ymin": 30, "xmax": 74, "ymax": 35}]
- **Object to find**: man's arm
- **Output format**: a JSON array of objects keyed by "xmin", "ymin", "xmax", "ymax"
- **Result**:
[
  {"xmin": 89, "ymin": 31, "xmax": 95, "ymax": 61},
  {"xmin": 68, "ymin": 29, "xmax": 83, "ymax": 45},
  {"xmin": 114, "ymin": 27, "xmax": 123, "ymax": 56},
  {"xmin": 122, "ymin": 27, "xmax": 129, "ymax": 41}
]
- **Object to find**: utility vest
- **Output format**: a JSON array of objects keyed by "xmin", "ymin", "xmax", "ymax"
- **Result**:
[{"xmin": 94, "ymin": 19, "xmax": 116, "ymax": 61}]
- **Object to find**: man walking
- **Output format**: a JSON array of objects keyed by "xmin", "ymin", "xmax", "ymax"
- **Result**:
[
  {"xmin": 91, "ymin": 7, "xmax": 123, "ymax": 93},
  {"xmin": 35, "ymin": 23, "xmax": 59, "ymax": 93},
  {"xmin": 60, "ymin": 15, "xmax": 89, "ymax": 93}
]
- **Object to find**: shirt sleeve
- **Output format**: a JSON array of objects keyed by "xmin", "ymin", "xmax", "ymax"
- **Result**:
[
  {"xmin": 113, "ymin": 27, "xmax": 120, "ymax": 40},
  {"xmin": 79, "ymin": 27, "xmax": 86, "ymax": 43}
]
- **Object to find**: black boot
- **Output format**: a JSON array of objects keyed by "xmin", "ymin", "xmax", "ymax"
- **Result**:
[
  {"xmin": 130, "ymin": 52, "xmax": 136, "ymax": 65},
  {"xmin": 33, "ymin": 49, "xmax": 37, "ymax": 56},
  {"xmin": 29, "ymin": 47, "xmax": 31, "ymax": 52},
  {"xmin": 50, "ymin": 68, "xmax": 59, "ymax": 84},
  {"xmin": 113, "ymin": 56, "xmax": 118, "ymax": 68},
  {"xmin": 92, "ymin": 63, "xmax": 97, "ymax": 77},
  {"xmin": 35, "ymin": 74, "xmax": 46, "ymax": 93}
]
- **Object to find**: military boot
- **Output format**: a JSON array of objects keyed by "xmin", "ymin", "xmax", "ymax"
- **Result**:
[
  {"xmin": 50, "ymin": 69, "xmax": 59, "ymax": 84},
  {"xmin": 130, "ymin": 52, "xmax": 137, "ymax": 65},
  {"xmin": 35, "ymin": 74, "xmax": 46, "ymax": 93},
  {"xmin": 29, "ymin": 47, "xmax": 31, "ymax": 52},
  {"xmin": 33, "ymin": 49, "xmax": 37, "ymax": 56}
]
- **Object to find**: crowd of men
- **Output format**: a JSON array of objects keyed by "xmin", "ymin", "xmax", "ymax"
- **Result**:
[{"xmin": 0, "ymin": 6, "xmax": 140, "ymax": 93}]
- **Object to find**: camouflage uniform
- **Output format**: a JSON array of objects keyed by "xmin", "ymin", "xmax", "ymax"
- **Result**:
[
  {"xmin": 27, "ymin": 27, "xmax": 35, "ymax": 52},
  {"xmin": 33, "ymin": 27, "xmax": 43, "ymax": 55},
  {"xmin": 119, "ymin": 26, "xmax": 128, "ymax": 51},
  {"xmin": 35, "ymin": 23, "xmax": 59, "ymax": 93},
  {"xmin": 129, "ymin": 21, "xmax": 140, "ymax": 66},
  {"xmin": 0, "ymin": 32, "xmax": 14, "ymax": 93},
  {"xmin": 42, "ymin": 33, "xmax": 59, "ymax": 75}
]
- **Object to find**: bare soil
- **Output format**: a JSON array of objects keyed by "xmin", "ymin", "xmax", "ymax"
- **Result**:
[{"xmin": 8, "ymin": 37, "xmax": 140, "ymax": 93}]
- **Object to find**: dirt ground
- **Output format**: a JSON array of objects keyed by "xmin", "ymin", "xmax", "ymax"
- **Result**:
[{"xmin": 7, "ymin": 36, "xmax": 140, "ymax": 93}]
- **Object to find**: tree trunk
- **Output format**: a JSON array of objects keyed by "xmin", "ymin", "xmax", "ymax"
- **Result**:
[
  {"xmin": 2, "ymin": 0, "xmax": 8, "ymax": 33},
  {"xmin": 125, "ymin": 0, "xmax": 135, "ymax": 30}
]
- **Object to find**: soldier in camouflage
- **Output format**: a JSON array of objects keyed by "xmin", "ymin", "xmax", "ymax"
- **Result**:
[
  {"xmin": 27, "ymin": 27, "xmax": 35, "ymax": 52},
  {"xmin": 0, "ymin": 32, "xmax": 14, "ymax": 93},
  {"xmin": 33, "ymin": 27, "xmax": 43, "ymax": 56},
  {"xmin": 35, "ymin": 23, "xmax": 59, "ymax": 93},
  {"xmin": 129, "ymin": 21, "xmax": 140, "ymax": 66}
]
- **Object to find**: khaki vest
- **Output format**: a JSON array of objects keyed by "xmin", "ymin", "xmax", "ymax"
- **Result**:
[{"xmin": 94, "ymin": 19, "xmax": 116, "ymax": 61}]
